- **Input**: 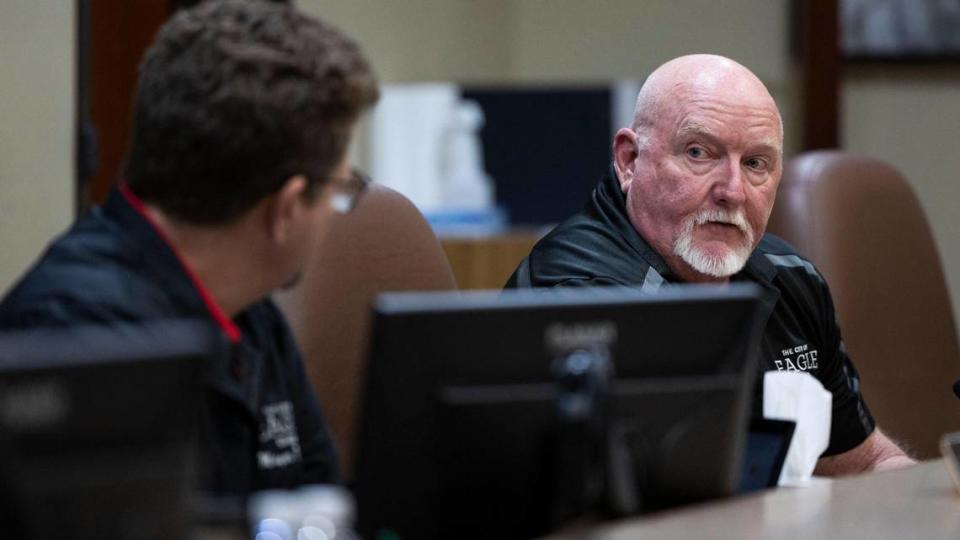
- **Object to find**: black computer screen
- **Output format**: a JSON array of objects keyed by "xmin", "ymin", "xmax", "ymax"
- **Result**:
[
  {"xmin": 0, "ymin": 319, "xmax": 225, "ymax": 540},
  {"xmin": 739, "ymin": 418, "xmax": 796, "ymax": 493},
  {"xmin": 460, "ymin": 87, "xmax": 612, "ymax": 225},
  {"xmin": 353, "ymin": 285, "xmax": 765, "ymax": 539}
]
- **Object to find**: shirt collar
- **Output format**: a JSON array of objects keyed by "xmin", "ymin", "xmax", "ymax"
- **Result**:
[
  {"xmin": 596, "ymin": 163, "xmax": 677, "ymax": 280},
  {"xmin": 106, "ymin": 185, "xmax": 242, "ymax": 344}
]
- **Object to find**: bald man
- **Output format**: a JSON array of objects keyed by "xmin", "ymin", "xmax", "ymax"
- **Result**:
[{"xmin": 506, "ymin": 54, "xmax": 913, "ymax": 475}]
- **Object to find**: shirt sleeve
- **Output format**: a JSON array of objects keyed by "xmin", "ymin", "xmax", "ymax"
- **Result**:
[{"xmin": 816, "ymin": 279, "xmax": 877, "ymax": 456}]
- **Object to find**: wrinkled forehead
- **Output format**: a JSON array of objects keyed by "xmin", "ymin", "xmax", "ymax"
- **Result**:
[{"xmin": 659, "ymin": 81, "xmax": 783, "ymax": 152}]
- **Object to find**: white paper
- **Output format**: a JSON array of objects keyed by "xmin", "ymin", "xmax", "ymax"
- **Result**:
[{"xmin": 763, "ymin": 371, "xmax": 832, "ymax": 486}]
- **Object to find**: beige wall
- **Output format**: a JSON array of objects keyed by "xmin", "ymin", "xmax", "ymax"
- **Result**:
[
  {"xmin": 505, "ymin": 0, "xmax": 791, "ymax": 84},
  {"xmin": 0, "ymin": 1, "xmax": 75, "ymax": 293},
  {"xmin": 844, "ymin": 66, "xmax": 960, "ymax": 324},
  {"xmin": 305, "ymin": 0, "xmax": 514, "ymax": 83},
  {"xmin": 305, "ymin": 0, "xmax": 792, "ymax": 83}
]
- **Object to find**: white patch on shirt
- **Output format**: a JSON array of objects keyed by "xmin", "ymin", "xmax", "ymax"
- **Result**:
[{"xmin": 257, "ymin": 401, "xmax": 302, "ymax": 470}]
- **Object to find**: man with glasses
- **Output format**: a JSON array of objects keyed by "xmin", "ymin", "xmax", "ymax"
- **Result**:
[{"xmin": 0, "ymin": 1, "xmax": 378, "ymax": 492}]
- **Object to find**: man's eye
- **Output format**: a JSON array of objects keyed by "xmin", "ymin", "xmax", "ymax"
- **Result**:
[
  {"xmin": 687, "ymin": 146, "xmax": 707, "ymax": 159},
  {"xmin": 745, "ymin": 157, "xmax": 767, "ymax": 170}
]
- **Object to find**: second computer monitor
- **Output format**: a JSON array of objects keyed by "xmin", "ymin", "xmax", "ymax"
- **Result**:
[{"xmin": 353, "ymin": 284, "xmax": 766, "ymax": 539}]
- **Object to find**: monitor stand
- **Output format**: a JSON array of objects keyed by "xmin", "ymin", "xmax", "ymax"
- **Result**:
[{"xmin": 549, "ymin": 346, "xmax": 612, "ymax": 528}]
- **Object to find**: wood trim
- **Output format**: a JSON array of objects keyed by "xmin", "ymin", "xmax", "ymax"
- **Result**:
[
  {"xmin": 87, "ymin": 0, "xmax": 172, "ymax": 206},
  {"xmin": 799, "ymin": 0, "xmax": 841, "ymax": 150}
]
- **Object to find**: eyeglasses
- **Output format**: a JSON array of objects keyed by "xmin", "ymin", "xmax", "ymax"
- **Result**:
[{"xmin": 329, "ymin": 169, "xmax": 370, "ymax": 214}]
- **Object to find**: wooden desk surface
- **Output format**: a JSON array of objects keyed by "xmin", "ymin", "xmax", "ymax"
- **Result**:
[{"xmin": 554, "ymin": 460, "xmax": 959, "ymax": 540}]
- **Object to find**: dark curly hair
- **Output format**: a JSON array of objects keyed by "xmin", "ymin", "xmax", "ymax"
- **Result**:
[{"xmin": 123, "ymin": 0, "xmax": 379, "ymax": 224}]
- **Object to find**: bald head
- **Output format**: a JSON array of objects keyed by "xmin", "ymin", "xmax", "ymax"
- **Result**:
[
  {"xmin": 612, "ymin": 54, "xmax": 785, "ymax": 283},
  {"xmin": 632, "ymin": 54, "xmax": 782, "ymax": 151}
]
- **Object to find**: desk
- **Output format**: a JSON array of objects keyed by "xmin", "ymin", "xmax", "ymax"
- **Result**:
[{"xmin": 553, "ymin": 460, "xmax": 959, "ymax": 540}]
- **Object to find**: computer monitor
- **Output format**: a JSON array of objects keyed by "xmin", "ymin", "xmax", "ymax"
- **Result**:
[
  {"xmin": 0, "ymin": 318, "xmax": 226, "ymax": 540},
  {"xmin": 353, "ymin": 284, "xmax": 766, "ymax": 539}
]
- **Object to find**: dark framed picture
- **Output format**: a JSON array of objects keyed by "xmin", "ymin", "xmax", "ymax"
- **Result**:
[{"xmin": 842, "ymin": 0, "xmax": 960, "ymax": 60}]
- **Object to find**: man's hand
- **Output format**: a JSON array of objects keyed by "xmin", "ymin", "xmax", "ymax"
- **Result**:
[{"xmin": 814, "ymin": 428, "xmax": 916, "ymax": 477}]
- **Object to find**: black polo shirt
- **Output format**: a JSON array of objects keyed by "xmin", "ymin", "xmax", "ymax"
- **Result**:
[
  {"xmin": 506, "ymin": 166, "xmax": 875, "ymax": 456},
  {"xmin": 0, "ymin": 186, "xmax": 339, "ymax": 492}
]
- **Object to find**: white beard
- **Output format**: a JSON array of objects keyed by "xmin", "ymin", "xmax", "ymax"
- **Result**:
[{"xmin": 673, "ymin": 208, "xmax": 755, "ymax": 278}]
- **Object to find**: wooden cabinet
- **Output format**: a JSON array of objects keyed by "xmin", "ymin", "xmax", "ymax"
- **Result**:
[{"xmin": 440, "ymin": 230, "xmax": 544, "ymax": 290}]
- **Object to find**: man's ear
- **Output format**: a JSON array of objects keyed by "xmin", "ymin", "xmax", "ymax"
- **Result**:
[
  {"xmin": 265, "ymin": 174, "xmax": 309, "ymax": 244},
  {"xmin": 612, "ymin": 128, "xmax": 640, "ymax": 193}
]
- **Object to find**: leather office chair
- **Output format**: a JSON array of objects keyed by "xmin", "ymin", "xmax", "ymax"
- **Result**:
[
  {"xmin": 767, "ymin": 150, "xmax": 960, "ymax": 458},
  {"xmin": 275, "ymin": 183, "xmax": 457, "ymax": 476}
]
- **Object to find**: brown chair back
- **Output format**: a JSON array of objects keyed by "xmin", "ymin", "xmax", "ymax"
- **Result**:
[
  {"xmin": 275, "ymin": 183, "xmax": 457, "ymax": 476},
  {"xmin": 767, "ymin": 150, "xmax": 960, "ymax": 458}
]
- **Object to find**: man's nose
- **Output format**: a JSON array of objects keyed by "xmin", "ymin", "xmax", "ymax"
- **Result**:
[{"xmin": 712, "ymin": 160, "xmax": 747, "ymax": 207}]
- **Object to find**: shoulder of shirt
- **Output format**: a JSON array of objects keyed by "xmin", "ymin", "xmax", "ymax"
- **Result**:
[
  {"xmin": 234, "ymin": 298, "xmax": 303, "ymax": 361},
  {"xmin": 527, "ymin": 210, "xmax": 648, "ymax": 287},
  {"xmin": 0, "ymin": 223, "xmax": 160, "ymax": 329},
  {"xmin": 754, "ymin": 233, "xmax": 829, "ymax": 290},
  {"xmin": 239, "ymin": 298, "xmax": 285, "ymax": 325}
]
